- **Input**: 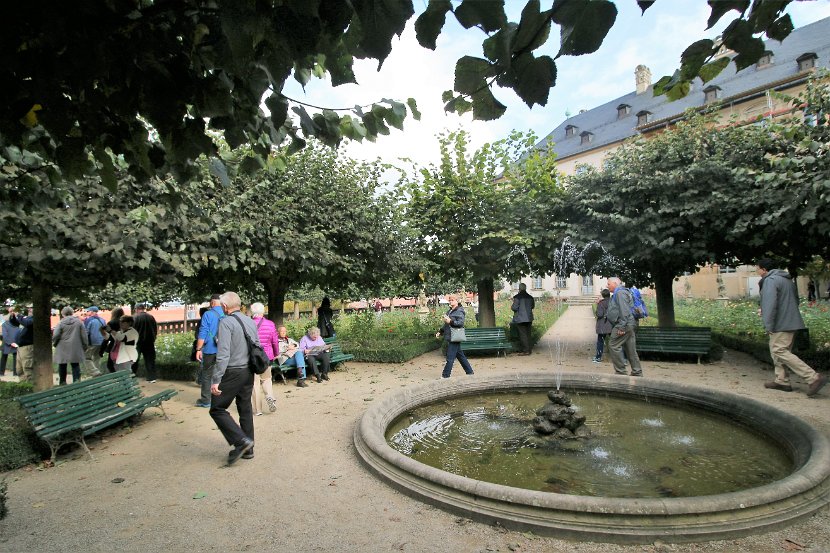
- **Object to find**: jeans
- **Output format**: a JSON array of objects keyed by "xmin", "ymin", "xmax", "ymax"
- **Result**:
[
  {"xmin": 133, "ymin": 344, "xmax": 157, "ymax": 381},
  {"xmin": 58, "ymin": 362, "xmax": 81, "ymax": 384},
  {"xmin": 198, "ymin": 353, "xmax": 217, "ymax": 404},
  {"xmin": 0, "ymin": 352, "xmax": 16, "ymax": 376},
  {"xmin": 210, "ymin": 366, "xmax": 255, "ymax": 447},
  {"xmin": 282, "ymin": 352, "xmax": 307, "ymax": 379},
  {"xmin": 594, "ymin": 333, "xmax": 609, "ymax": 360},
  {"xmin": 443, "ymin": 341, "xmax": 474, "ymax": 378}
]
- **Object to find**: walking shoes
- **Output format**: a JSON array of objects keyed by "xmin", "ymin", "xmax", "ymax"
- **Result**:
[{"xmin": 808, "ymin": 374, "xmax": 828, "ymax": 397}]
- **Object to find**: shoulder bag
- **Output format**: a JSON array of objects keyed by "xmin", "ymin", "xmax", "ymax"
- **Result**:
[
  {"xmin": 449, "ymin": 326, "xmax": 466, "ymax": 343},
  {"xmin": 230, "ymin": 314, "xmax": 270, "ymax": 374}
]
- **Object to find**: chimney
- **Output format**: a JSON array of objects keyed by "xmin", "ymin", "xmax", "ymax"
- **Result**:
[{"xmin": 635, "ymin": 65, "xmax": 651, "ymax": 95}]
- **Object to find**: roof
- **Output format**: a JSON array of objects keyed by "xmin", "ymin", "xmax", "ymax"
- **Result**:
[{"xmin": 538, "ymin": 16, "xmax": 830, "ymax": 162}]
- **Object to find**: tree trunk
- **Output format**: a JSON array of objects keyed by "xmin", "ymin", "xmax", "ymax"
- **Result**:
[
  {"xmin": 653, "ymin": 269, "xmax": 676, "ymax": 328},
  {"xmin": 388, "ymin": 297, "xmax": 394, "ymax": 312},
  {"xmin": 477, "ymin": 277, "xmax": 495, "ymax": 327},
  {"xmin": 264, "ymin": 279, "xmax": 286, "ymax": 326},
  {"xmin": 31, "ymin": 277, "xmax": 54, "ymax": 392}
]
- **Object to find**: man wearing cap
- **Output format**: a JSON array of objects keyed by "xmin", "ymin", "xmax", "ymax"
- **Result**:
[
  {"xmin": 131, "ymin": 303, "xmax": 158, "ymax": 382},
  {"xmin": 83, "ymin": 307, "xmax": 107, "ymax": 377}
]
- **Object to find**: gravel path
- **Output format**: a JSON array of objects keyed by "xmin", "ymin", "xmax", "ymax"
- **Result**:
[{"xmin": 1, "ymin": 306, "xmax": 828, "ymax": 553}]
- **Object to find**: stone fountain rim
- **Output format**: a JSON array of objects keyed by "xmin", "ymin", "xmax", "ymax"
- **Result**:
[{"xmin": 354, "ymin": 372, "xmax": 830, "ymax": 541}]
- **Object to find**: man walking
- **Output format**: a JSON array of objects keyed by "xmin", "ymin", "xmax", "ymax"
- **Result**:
[
  {"xmin": 605, "ymin": 277, "xmax": 643, "ymax": 377},
  {"xmin": 83, "ymin": 306, "xmax": 107, "ymax": 377},
  {"xmin": 757, "ymin": 259, "xmax": 827, "ymax": 396},
  {"xmin": 195, "ymin": 294, "xmax": 224, "ymax": 407},
  {"xmin": 210, "ymin": 292, "xmax": 257, "ymax": 465},
  {"xmin": 132, "ymin": 303, "xmax": 158, "ymax": 382},
  {"xmin": 511, "ymin": 283, "xmax": 535, "ymax": 355}
]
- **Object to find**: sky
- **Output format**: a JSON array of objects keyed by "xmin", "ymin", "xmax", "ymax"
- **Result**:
[{"xmin": 283, "ymin": 0, "xmax": 830, "ymax": 170}]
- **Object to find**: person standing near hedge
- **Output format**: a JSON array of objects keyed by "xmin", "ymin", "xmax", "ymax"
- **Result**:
[
  {"xmin": 112, "ymin": 315, "xmax": 139, "ymax": 372},
  {"xmin": 131, "ymin": 303, "xmax": 158, "ymax": 383},
  {"xmin": 1, "ymin": 312, "xmax": 19, "ymax": 377},
  {"xmin": 53, "ymin": 306, "xmax": 89, "ymax": 385},
  {"xmin": 195, "ymin": 294, "xmax": 224, "ymax": 408},
  {"xmin": 9, "ymin": 306, "xmax": 34, "ymax": 382},
  {"xmin": 435, "ymin": 295, "xmax": 474, "ymax": 379},
  {"xmin": 511, "ymin": 283, "xmax": 535, "ymax": 355},
  {"xmin": 757, "ymin": 258, "xmax": 827, "ymax": 397},
  {"xmin": 82, "ymin": 306, "xmax": 106, "ymax": 377}
]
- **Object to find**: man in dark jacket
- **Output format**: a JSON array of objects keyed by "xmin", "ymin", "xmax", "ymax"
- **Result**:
[
  {"xmin": 511, "ymin": 283, "xmax": 535, "ymax": 355},
  {"xmin": 605, "ymin": 277, "xmax": 643, "ymax": 377},
  {"xmin": 758, "ymin": 259, "xmax": 826, "ymax": 396},
  {"xmin": 132, "ymin": 303, "xmax": 158, "ymax": 382},
  {"xmin": 593, "ymin": 289, "xmax": 613, "ymax": 363},
  {"xmin": 9, "ymin": 306, "xmax": 34, "ymax": 382}
]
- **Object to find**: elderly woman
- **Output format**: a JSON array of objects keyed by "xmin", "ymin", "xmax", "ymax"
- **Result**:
[
  {"xmin": 101, "ymin": 307, "xmax": 125, "ymax": 373},
  {"xmin": 298, "ymin": 326, "xmax": 331, "ymax": 383},
  {"xmin": 277, "ymin": 325, "xmax": 308, "ymax": 387},
  {"xmin": 112, "ymin": 315, "xmax": 140, "ymax": 372},
  {"xmin": 250, "ymin": 303, "xmax": 278, "ymax": 414},
  {"xmin": 53, "ymin": 306, "xmax": 89, "ymax": 384},
  {"xmin": 435, "ymin": 295, "xmax": 474, "ymax": 378}
]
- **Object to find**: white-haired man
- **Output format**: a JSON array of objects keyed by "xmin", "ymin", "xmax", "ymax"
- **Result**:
[
  {"xmin": 210, "ymin": 292, "xmax": 258, "ymax": 464},
  {"xmin": 605, "ymin": 277, "xmax": 643, "ymax": 377}
]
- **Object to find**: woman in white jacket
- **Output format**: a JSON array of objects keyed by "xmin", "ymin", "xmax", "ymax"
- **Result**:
[{"xmin": 112, "ymin": 315, "xmax": 139, "ymax": 372}]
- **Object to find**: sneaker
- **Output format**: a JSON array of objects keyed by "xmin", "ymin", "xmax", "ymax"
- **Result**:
[
  {"xmin": 764, "ymin": 381, "xmax": 793, "ymax": 392},
  {"xmin": 195, "ymin": 401, "xmax": 211, "ymax": 408},
  {"xmin": 242, "ymin": 449, "xmax": 254, "ymax": 460},
  {"xmin": 255, "ymin": 412, "xmax": 263, "ymax": 416},
  {"xmin": 296, "ymin": 379, "xmax": 308, "ymax": 388},
  {"xmin": 591, "ymin": 358, "xmax": 600, "ymax": 363},
  {"xmin": 266, "ymin": 396, "xmax": 277, "ymax": 412},
  {"xmin": 228, "ymin": 438, "xmax": 254, "ymax": 465},
  {"xmin": 321, "ymin": 373, "xmax": 329, "ymax": 381},
  {"xmin": 807, "ymin": 374, "xmax": 828, "ymax": 397},
  {"xmin": 148, "ymin": 380, "xmax": 157, "ymax": 383}
]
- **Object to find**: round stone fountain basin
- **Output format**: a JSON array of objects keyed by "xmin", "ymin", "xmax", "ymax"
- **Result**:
[{"xmin": 354, "ymin": 372, "xmax": 830, "ymax": 544}]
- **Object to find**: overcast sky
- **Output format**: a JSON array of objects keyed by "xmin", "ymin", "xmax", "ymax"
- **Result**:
[{"xmin": 282, "ymin": 1, "xmax": 830, "ymax": 170}]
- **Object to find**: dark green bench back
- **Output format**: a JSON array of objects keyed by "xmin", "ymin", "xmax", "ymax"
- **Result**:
[
  {"xmin": 636, "ymin": 327, "xmax": 712, "ymax": 354},
  {"xmin": 17, "ymin": 372, "xmax": 141, "ymax": 437},
  {"xmin": 465, "ymin": 328, "xmax": 509, "ymax": 340},
  {"xmin": 323, "ymin": 337, "xmax": 354, "ymax": 363}
]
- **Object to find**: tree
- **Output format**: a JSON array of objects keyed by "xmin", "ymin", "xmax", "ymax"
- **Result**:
[
  {"xmin": 405, "ymin": 130, "xmax": 560, "ymax": 326},
  {"xmin": 564, "ymin": 114, "xmax": 769, "ymax": 327},
  {"xmin": 0, "ymin": 173, "xmax": 207, "ymax": 390},
  {"xmin": 1, "ymin": 1, "xmax": 801, "ymax": 185},
  {"xmin": 189, "ymin": 142, "xmax": 393, "ymax": 325}
]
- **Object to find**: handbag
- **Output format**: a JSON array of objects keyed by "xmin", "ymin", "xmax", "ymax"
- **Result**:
[
  {"xmin": 230, "ymin": 314, "xmax": 270, "ymax": 375},
  {"xmin": 450, "ymin": 327, "xmax": 467, "ymax": 343}
]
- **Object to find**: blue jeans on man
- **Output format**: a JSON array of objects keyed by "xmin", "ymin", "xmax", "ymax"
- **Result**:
[{"xmin": 281, "ymin": 352, "xmax": 307, "ymax": 379}]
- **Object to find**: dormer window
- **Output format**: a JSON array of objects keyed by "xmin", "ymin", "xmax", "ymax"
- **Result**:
[
  {"xmin": 797, "ymin": 53, "xmax": 817, "ymax": 72},
  {"xmin": 636, "ymin": 110, "xmax": 651, "ymax": 126},
  {"xmin": 704, "ymin": 85, "xmax": 721, "ymax": 104},
  {"xmin": 580, "ymin": 131, "xmax": 593, "ymax": 145},
  {"xmin": 756, "ymin": 51, "xmax": 773, "ymax": 68},
  {"xmin": 616, "ymin": 104, "xmax": 631, "ymax": 120},
  {"xmin": 565, "ymin": 125, "xmax": 578, "ymax": 137}
]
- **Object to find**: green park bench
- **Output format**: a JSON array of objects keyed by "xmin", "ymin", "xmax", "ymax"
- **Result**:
[
  {"xmin": 16, "ymin": 371, "xmax": 177, "ymax": 462},
  {"xmin": 273, "ymin": 336, "xmax": 355, "ymax": 383},
  {"xmin": 635, "ymin": 326, "xmax": 712, "ymax": 364},
  {"xmin": 460, "ymin": 327, "xmax": 513, "ymax": 356}
]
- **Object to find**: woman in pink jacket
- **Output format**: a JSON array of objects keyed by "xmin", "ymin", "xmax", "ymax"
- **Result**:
[{"xmin": 250, "ymin": 303, "xmax": 279, "ymax": 415}]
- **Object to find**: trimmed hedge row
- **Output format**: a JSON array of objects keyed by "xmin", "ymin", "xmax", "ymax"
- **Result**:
[
  {"xmin": 713, "ymin": 331, "xmax": 830, "ymax": 373},
  {"xmin": 0, "ymin": 382, "xmax": 42, "ymax": 472},
  {"xmin": 341, "ymin": 339, "xmax": 440, "ymax": 364}
]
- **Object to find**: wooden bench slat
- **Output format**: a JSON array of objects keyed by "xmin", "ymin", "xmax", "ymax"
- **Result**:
[
  {"xmin": 635, "ymin": 326, "xmax": 711, "ymax": 363},
  {"xmin": 459, "ymin": 327, "xmax": 513, "ymax": 356}
]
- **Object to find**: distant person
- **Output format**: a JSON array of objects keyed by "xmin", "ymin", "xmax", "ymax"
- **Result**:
[
  {"xmin": 53, "ymin": 307, "xmax": 89, "ymax": 385},
  {"xmin": 373, "ymin": 299, "xmax": 383, "ymax": 320},
  {"xmin": 1, "ymin": 311, "xmax": 20, "ymax": 377},
  {"xmin": 593, "ymin": 289, "xmax": 613, "ymax": 363},
  {"xmin": 112, "ymin": 315, "xmax": 139, "ymax": 372},
  {"xmin": 195, "ymin": 294, "xmax": 224, "ymax": 407},
  {"xmin": 605, "ymin": 277, "xmax": 643, "ymax": 377},
  {"xmin": 210, "ymin": 292, "xmax": 257, "ymax": 465},
  {"xmin": 250, "ymin": 302, "xmax": 278, "ymax": 415},
  {"xmin": 101, "ymin": 307, "xmax": 124, "ymax": 373},
  {"xmin": 277, "ymin": 325, "xmax": 308, "ymax": 387},
  {"xmin": 299, "ymin": 326, "xmax": 331, "ymax": 383},
  {"xmin": 807, "ymin": 281, "xmax": 816, "ymax": 302},
  {"xmin": 132, "ymin": 303, "xmax": 158, "ymax": 382},
  {"xmin": 10, "ymin": 306, "xmax": 35, "ymax": 382},
  {"xmin": 435, "ymin": 295, "xmax": 474, "ymax": 378},
  {"xmin": 83, "ymin": 306, "xmax": 107, "ymax": 377},
  {"xmin": 757, "ymin": 259, "xmax": 826, "ymax": 396},
  {"xmin": 511, "ymin": 283, "xmax": 535, "ymax": 355},
  {"xmin": 318, "ymin": 297, "xmax": 335, "ymax": 339}
]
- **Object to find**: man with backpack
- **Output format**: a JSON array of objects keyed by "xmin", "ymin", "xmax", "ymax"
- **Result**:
[
  {"xmin": 605, "ymin": 277, "xmax": 643, "ymax": 377},
  {"xmin": 195, "ymin": 294, "xmax": 224, "ymax": 408}
]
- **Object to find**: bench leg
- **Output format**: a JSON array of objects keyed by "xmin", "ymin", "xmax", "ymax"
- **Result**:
[{"xmin": 47, "ymin": 431, "xmax": 94, "ymax": 463}]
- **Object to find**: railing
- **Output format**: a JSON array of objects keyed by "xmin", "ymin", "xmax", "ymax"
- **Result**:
[{"xmin": 158, "ymin": 319, "xmax": 201, "ymax": 335}]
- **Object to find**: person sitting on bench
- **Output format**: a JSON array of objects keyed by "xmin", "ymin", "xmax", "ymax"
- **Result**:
[
  {"xmin": 277, "ymin": 325, "xmax": 308, "ymax": 388},
  {"xmin": 298, "ymin": 326, "xmax": 331, "ymax": 383}
]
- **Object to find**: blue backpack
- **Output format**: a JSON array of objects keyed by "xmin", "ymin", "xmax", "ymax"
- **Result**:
[{"xmin": 631, "ymin": 288, "xmax": 648, "ymax": 320}]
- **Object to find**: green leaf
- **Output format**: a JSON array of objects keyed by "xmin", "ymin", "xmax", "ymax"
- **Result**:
[
  {"xmin": 510, "ymin": 53, "xmax": 556, "ymax": 108},
  {"xmin": 722, "ymin": 19, "xmax": 766, "ymax": 71},
  {"xmin": 706, "ymin": 0, "xmax": 749, "ymax": 30},
  {"xmin": 483, "ymin": 24, "xmax": 518, "ymax": 65},
  {"xmin": 414, "ymin": 0, "xmax": 452, "ymax": 50},
  {"xmin": 265, "ymin": 94, "xmax": 289, "ymax": 129},
  {"xmin": 637, "ymin": 1, "xmax": 656, "ymax": 13},
  {"xmin": 454, "ymin": 0, "xmax": 507, "ymax": 32},
  {"xmin": 239, "ymin": 155, "xmax": 265, "ymax": 175},
  {"xmin": 551, "ymin": 0, "xmax": 617, "ymax": 58},
  {"xmin": 664, "ymin": 81, "xmax": 691, "ymax": 101},
  {"xmin": 209, "ymin": 158, "xmax": 231, "ymax": 187},
  {"xmin": 406, "ymin": 98, "xmax": 421, "ymax": 121},
  {"xmin": 514, "ymin": 1, "xmax": 552, "ymax": 54},
  {"xmin": 698, "ymin": 57, "xmax": 731, "ymax": 83},
  {"xmin": 746, "ymin": 0, "xmax": 789, "ymax": 34},
  {"xmin": 352, "ymin": 0, "xmax": 414, "ymax": 66},
  {"xmin": 193, "ymin": 492, "xmax": 208, "ymax": 499},
  {"xmin": 765, "ymin": 14, "xmax": 793, "ymax": 42},
  {"xmin": 294, "ymin": 65, "xmax": 312, "ymax": 87},
  {"xmin": 471, "ymin": 88, "xmax": 507, "ymax": 121},
  {"xmin": 454, "ymin": 56, "xmax": 492, "ymax": 96}
]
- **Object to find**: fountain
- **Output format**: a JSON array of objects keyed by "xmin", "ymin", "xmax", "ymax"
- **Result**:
[{"xmin": 354, "ymin": 372, "xmax": 830, "ymax": 543}]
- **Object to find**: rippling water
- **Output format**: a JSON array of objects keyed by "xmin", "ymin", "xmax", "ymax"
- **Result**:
[{"xmin": 385, "ymin": 390, "xmax": 793, "ymax": 498}]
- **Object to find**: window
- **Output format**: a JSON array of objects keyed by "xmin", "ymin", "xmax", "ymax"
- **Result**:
[
  {"xmin": 756, "ymin": 51, "xmax": 773, "ymax": 68},
  {"xmin": 579, "ymin": 131, "xmax": 593, "ymax": 145},
  {"xmin": 565, "ymin": 125, "xmax": 578, "ymax": 137},
  {"xmin": 704, "ymin": 85, "xmax": 720, "ymax": 104},
  {"xmin": 511, "ymin": 281, "xmax": 520, "ymax": 291},
  {"xmin": 636, "ymin": 110, "xmax": 651, "ymax": 126},
  {"xmin": 555, "ymin": 275, "xmax": 568, "ymax": 289},
  {"xmin": 533, "ymin": 277, "xmax": 543, "ymax": 290},
  {"xmin": 797, "ymin": 53, "xmax": 817, "ymax": 72},
  {"xmin": 616, "ymin": 104, "xmax": 631, "ymax": 119},
  {"xmin": 718, "ymin": 266, "xmax": 737, "ymax": 274}
]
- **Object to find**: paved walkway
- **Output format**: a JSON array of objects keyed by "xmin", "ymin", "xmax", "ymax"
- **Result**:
[{"xmin": 533, "ymin": 304, "xmax": 600, "ymax": 369}]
